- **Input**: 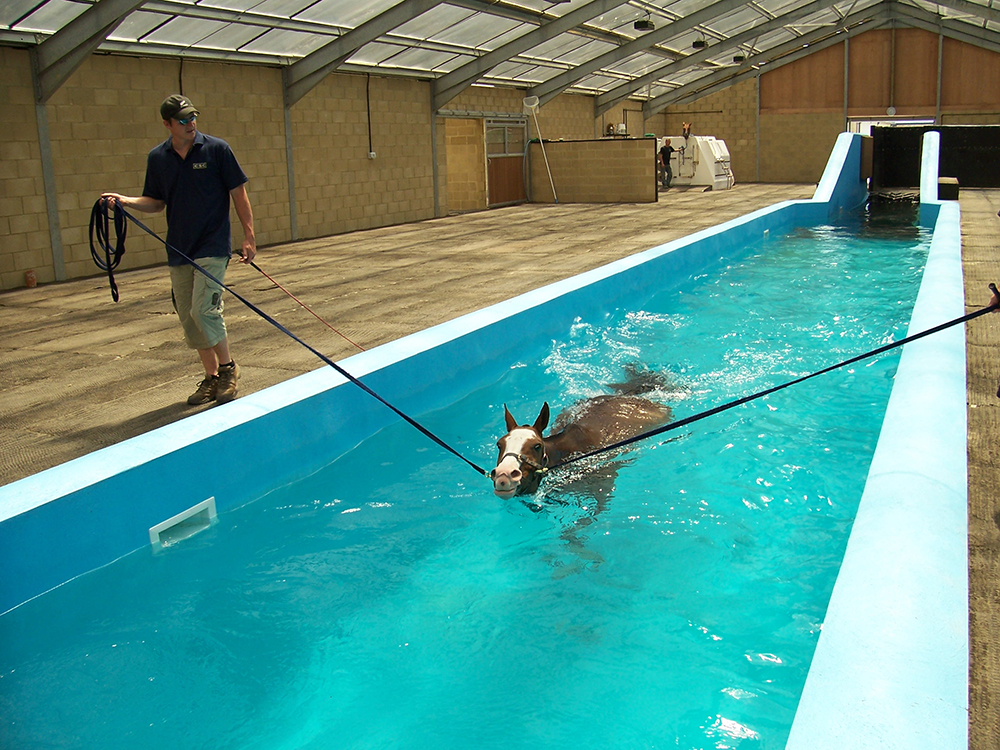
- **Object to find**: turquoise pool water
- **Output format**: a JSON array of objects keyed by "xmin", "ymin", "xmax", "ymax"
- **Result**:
[{"xmin": 0, "ymin": 210, "xmax": 930, "ymax": 750}]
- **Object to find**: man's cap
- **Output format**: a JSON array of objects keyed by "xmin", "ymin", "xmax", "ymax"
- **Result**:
[{"xmin": 160, "ymin": 94, "xmax": 199, "ymax": 121}]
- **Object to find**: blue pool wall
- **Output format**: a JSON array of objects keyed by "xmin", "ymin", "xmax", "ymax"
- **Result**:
[{"xmin": 786, "ymin": 129, "xmax": 967, "ymax": 749}]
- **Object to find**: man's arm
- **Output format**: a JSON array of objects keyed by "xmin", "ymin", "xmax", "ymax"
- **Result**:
[
  {"xmin": 100, "ymin": 193, "xmax": 166, "ymax": 213},
  {"xmin": 230, "ymin": 183, "xmax": 256, "ymax": 263}
]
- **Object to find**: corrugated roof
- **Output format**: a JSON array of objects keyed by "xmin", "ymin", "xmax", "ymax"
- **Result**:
[{"xmin": 5, "ymin": 0, "xmax": 1000, "ymax": 112}]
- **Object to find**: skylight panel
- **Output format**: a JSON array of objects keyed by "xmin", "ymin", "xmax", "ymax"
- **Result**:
[
  {"xmin": 379, "ymin": 45, "xmax": 461, "ymax": 72},
  {"xmin": 710, "ymin": 7, "xmax": 769, "ymax": 36},
  {"xmin": 221, "ymin": 0, "xmax": 316, "ymax": 18},
  {"xmin": 106, "ymin": 11, "xmax": 168, "ymax": 43},
  {"xmin": 1, "ymin": 0, "xmax": 47, "ymax": 28},
  {"xmin": 11, "ymin": 0, "xmax": 86, "ymax": 34},
  {"xmin": 295, "ymin": 0, "xmax": 399, "ymax": 28},
  {"xmin": 529, "ymin": 34, "xmax": 609, "ymax": 62},
  {"xmin": 432, "ymin": 13, "xmax": 526, "ymax": 50},
  {"xmin": 191, "ymin": 23, "xmax": 265, "ymax": 52},
  {"xmin": 344, "ymin": 40, "xmax": 407, "ymax": 65},
  {"xmin": 142, "ymin": 16, "xmax": 230, "ymax": 47},
  {"xmin": 487, "ymin": 60, "xmax": 544, "ymax": 81},
  {"xmin": 571, "ymin": 72, "xmax": 624, "ymax": 92},
  {"xmin": 392, "ymin": 5, "xmax": 475, "ymax": 39},
  {"xmin": 605, "ymin": 51, "xmax": 674, "ymax": 77},
  {"xmin": 587, "ymin": 5, "xmax": 645, "ymax": 34},
  {"xmin": 240, "ymin": 27, "xmax": 330, "ymax": 57}
]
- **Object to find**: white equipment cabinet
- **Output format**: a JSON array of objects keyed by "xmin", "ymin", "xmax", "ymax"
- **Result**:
[{"xmin": 659, "ymin": 135, "xmax": 735, "ymax": 190}]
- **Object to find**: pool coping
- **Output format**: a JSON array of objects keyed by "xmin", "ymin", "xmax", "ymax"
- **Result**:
[{"xmin": 0, "ymin": 133, "xmax": 967, "ymax": 748}]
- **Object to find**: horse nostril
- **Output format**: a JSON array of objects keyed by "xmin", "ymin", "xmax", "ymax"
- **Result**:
[{"xmin": 510, "ymin": 469, "xmax": 521, "ymax": 481}]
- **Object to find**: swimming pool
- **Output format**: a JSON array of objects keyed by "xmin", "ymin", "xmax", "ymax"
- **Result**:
[
  {"xmin": 0, "ymin": 205, "xmax": 928, "ymax": 749},
  {"xmin": 0, "ymin": 133, "xmax": 968, "ymax": 748}
]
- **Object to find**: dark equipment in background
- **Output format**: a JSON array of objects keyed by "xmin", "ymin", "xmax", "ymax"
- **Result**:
[{"xmin": 871, "ymin": 125, "xmax": 1000, "ymax": 191}]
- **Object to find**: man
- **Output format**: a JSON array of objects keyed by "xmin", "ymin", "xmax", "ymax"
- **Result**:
[
  {"xmin": 103, "ymin": 94, "xmax": 256, "ymax": 406},
  {"xmin": 659, "ymin": 138, "xmax": 675, "ymax": 188}
]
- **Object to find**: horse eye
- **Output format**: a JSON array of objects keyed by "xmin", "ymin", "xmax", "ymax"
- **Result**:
[{"xmin": 532, "ymin": 443, "xmax": 543, "ymax": 453}]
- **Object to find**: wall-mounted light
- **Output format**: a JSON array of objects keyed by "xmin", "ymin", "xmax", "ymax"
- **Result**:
[
  {"xmin": 733, "ymin": 54, "xmax": 745, "ymax": 63},
  {"xmin": 693, "ymin": 39, "xmax": 707, "ymax": 49}
]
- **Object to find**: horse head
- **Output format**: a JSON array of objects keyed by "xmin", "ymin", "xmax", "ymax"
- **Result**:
[{"xmin": 492, "ymin": 402, "xmax": 550, "ymax": 498}]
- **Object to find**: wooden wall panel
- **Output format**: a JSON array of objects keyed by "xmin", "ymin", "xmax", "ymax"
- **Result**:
[
  {"xmin": 847, "ymin": 30, "xmax": 891, "ymax": 112},
  {"xmin": 893, "ymin": 28, "xmax": 938, "ymax": 114},
  {"xmin": 941, "ymin": 38, "xmax": 1000, "ymax": 110},
  {"xmin": 760, "ymin": 43, "xmax": 844, "ymax": 113}
]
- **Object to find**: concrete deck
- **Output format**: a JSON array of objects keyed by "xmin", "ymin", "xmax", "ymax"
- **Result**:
[{"xmin": 1, "ymin": 183, "xmax": 998, "ymax": 748}]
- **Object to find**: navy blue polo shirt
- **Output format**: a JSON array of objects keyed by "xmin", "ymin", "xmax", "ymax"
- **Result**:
[{"xmin": 142, "ymin": 132, "xmax": 248, "ymax": 266}]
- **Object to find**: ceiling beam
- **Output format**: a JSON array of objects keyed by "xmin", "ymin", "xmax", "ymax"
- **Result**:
[
  {"xmin": 31, "ymin": 0, "xmax": 146, "ymax": 103},
  {"xmin": 431, "ymin": 0, "xmax": 625, "ymax": 111},
  {"xmin": 594, "ymin": 0, "xmax": 843, "ymax": 117},
  {"xmin": 529, "ymin": 0, "xmax": 752, "ymax": 107},
  {"xmin": 643, "ymin": 9, "xmax": 889, "ymax": 116},
  {"xmin": 284, "ymin": 0, "xmax": 445, "ymax": 108}
]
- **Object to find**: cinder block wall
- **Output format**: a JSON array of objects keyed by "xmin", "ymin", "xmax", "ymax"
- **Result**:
[
  {"xmin": 759, "ymin": 113, "xmax": 845, "ymax": 183},
  {"xmin": 1, "ymin": 48, "xmax": 49, "ymax": 290},
  {"xmin": 660, "ymin": 79, "xmax": 759, "ymax": 183},
  {"xmin": 529, "ymin": 93, "xmax": 596, "ymax": 141},
  {"xmin": 292, "ymin": 73, "xmax": 434, "ymax": 237},
  {"xmin": 528, "ymin": 139, "xmax": 657, "ymax": 203},
  {"xmin": 444, "ymin": 118, "xmax": 487, "ymax": 212}
]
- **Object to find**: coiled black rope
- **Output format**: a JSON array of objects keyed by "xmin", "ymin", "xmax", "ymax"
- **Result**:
[
  {"xmin": 549, "ymin": 286, "xmax": 1000, "ymax": 473},
  {"xmin": 90, "ymin": 198, "xmax": 490, "ymax": 479},
  {"xmin": 89, "ymin": 197, "xmax": 128, "ymax": 301}
]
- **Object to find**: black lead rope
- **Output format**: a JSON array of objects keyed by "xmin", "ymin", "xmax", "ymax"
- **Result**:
[
  {"xmin": 90, "ymin": 197, "xmax": 997, "ymax": 487},
  {"xmin": 549, "ymin": 287, "xmax": 1000, "ymax": 474},
  {"xmin": 89, "ymin": 198, "xmax": 490, "ymax": 479},
  {"xmin": 89, "ymin": 198, "xmax": 128, "ymax": 302}
]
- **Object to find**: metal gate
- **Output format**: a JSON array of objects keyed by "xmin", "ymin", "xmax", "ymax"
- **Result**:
[{"xmin": 486, "ymin": 119, "xmax": 527, "ymax": 207}]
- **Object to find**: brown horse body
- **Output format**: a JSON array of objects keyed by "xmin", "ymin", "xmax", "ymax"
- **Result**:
[{"xmin": 492, "ymin": 386, "xmax": 672, "ymax": 498}]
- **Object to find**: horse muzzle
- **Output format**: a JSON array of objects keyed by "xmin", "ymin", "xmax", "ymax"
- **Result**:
[{"xmin": 491, "ymin": 453, "xmax": 547, "ymax": 497}]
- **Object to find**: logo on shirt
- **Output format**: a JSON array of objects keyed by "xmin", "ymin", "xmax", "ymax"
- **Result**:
[{"xmin": 193, "ymin": 162, "xmax": 208, "ymax": 170}]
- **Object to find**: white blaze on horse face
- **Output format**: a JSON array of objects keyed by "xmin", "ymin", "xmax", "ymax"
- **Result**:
[{"xmin": 493, "ymin": 427, "xmax": 541, "ymax": 498}]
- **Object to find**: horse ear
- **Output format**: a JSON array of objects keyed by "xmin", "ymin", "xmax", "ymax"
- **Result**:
[
  {"xmin": 534, "ymin": 402, "xmax": 550, "ymax": 432},
  {"xmin": 504, "ymin": 404, "xmax": 518, "ymax": 432}
]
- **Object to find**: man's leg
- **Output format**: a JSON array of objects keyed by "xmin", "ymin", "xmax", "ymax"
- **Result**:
[{"xmin": 191, "ymin": 257, "xmax": 239, "ymax": 404}]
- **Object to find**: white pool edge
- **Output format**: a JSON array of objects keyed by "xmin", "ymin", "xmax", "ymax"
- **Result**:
[{"xmin": 785, "ymin": 130, "xmax": 968, "ymax": 749}]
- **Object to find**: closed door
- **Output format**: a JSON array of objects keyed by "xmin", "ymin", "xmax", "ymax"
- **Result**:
[{"xmin": 486, "ymin": 120, "xmax": 527, "ymax": 207}]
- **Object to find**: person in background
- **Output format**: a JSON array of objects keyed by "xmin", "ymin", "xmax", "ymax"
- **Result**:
[
  {"xmin": 103, "ymin": 94, "xmax": 256, "ymax": 406},
  {"xmin": 659, "ymin": 138, "xmax": 675, "ymax": 189}
]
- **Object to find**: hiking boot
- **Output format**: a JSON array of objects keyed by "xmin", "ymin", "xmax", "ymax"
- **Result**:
[
  {"xmin": 215, "ymin": 361, "xmax": 240, "ymax": 404},
  {"xmin": 187, "ymin": 375, "xmax": 218, "ymax": 406}
]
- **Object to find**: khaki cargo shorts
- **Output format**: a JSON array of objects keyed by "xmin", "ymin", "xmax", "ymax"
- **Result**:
[{"xmin": 169, "ymin": 256, "xmax": 229, "ymax": 350}]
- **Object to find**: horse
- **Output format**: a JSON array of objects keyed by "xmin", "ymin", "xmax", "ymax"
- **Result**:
[{"xmin": 491, "ymin": 370, "xmax": 673, "ymax": 499}]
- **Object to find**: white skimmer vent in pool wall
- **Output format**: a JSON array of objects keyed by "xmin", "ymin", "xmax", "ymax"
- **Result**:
[{"xmin": 149, "ymin": 497, "xmax": 217, "ymax": 549}]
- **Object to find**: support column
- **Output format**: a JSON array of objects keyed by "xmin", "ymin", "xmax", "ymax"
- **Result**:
[{"xmin": 35, "ymin": 102, "xmax": 66, "ymax": 281}]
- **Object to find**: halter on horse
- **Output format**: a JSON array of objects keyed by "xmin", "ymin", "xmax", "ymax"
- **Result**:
[{"xmin": 491, "ymin": 389, "xmax": 672, "ymax": 499}]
